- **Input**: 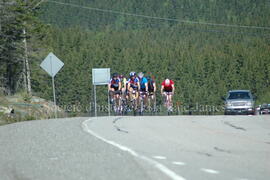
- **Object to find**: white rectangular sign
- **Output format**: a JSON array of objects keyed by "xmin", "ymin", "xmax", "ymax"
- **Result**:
[{"xmin": 92, "ymin": 68, "xmax": 110, "ymax": 85}]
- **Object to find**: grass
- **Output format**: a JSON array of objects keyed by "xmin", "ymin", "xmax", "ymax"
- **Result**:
[{"xmin": 0, "ymin": 94, "xmax": 65, "ymax": 126}]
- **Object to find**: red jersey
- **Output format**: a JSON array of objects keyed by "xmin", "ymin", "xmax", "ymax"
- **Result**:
[{"xmin": 162, "ymin": 80, "xmax": 174, "ymax": 91}]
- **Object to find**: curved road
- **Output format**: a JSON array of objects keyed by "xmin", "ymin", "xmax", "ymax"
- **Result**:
[{"xmin": 0, "ymin": 116, "xmax": 269, "ymax": 180}]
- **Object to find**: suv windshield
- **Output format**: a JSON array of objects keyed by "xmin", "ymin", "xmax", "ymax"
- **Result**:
[{"xmin": 228, "ymin": 92, "xmax": 251, "ymax": 100}]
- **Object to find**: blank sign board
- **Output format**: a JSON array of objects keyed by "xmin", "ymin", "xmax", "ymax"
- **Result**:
[
  {"xmin": 40, "ymin": 52, "xmax": 64, "ymax": 77},
  {"xmin": 92, "ymin": 68, "xmax": 110, "ymax": 85}
]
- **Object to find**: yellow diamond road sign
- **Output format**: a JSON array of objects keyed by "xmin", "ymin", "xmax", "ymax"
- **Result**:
[{"xmin": 40, "ymin": 52, "xmax": 64, "ymax": 77}]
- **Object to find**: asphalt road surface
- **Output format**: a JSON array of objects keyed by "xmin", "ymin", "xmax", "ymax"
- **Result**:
[{"xmin": 0, "ymin": 116, "xmax": 269, "ymax": 180}]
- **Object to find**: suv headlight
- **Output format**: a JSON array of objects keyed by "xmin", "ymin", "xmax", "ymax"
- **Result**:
[
  {"xmin": 246, "ymin": 102, "xmax": 252, "ymax": 106},
  {"xmin": 226, "ymin": 102, "xmax": 232, "ymax": 107}
]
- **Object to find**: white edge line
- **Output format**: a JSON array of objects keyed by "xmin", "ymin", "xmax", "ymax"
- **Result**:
[
  {"xmin": 172, "ymin": 162, "xmax": 186, "ymax": 166},
  {"xmin": 82, "ymin": 118, "xmax": 186, "ymax": 180},
  {"xmin": 152, "ymin": 156, "xmax": 167, "ymax": 160},
  {"xmin": 200, "ymin": 168, "xmax": 219, "ymax": 174}
]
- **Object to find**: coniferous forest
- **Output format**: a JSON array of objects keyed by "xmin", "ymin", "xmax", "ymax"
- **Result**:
[{"xmin": 1, "ymin": 0, "xmax": 270, "ymax": 114}]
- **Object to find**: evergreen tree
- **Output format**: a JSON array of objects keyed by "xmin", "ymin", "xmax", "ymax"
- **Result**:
[{"xmin": 0, "ymin": 0, "xmax": 47, "ymax": 95}]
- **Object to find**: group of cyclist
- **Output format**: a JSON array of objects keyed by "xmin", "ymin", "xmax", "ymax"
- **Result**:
[{"xmin": 108, "ymin": 71, "xmax": 175, "ymax": 113}]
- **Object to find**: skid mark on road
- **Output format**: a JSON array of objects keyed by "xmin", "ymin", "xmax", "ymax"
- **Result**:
[
  {"xmin": 82, "ymin": 118, "xmax": 186, "ymax": 180},
  {"xmin": 113, "ymin": 117, "xmax": 123, "ymax": 124},
  {"xmin": 224, "ymin": 122, "xmax": 246, "ymax": 131},
  {"xmin": 214, "ymin": 147, "xmax": 231, "ymax": 153},
  {"xmin": 114, "ymin": 126, "xmax": 129, "ymax": 133},
  {"xmin": 197, "ymin": 152, "xmax": 212, "ymax": 157},
  {"xmin": 189, "ymin": 120, "xmax": 265, "ymax": 144},
  {"xmin": 113, "ymin": 117, "xmax": 129, "ymax": 133}
]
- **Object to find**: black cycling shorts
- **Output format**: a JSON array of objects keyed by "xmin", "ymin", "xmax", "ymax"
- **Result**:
[
  {"xmin": 140, "ymin": 88, "xmax": 147, "ymax": 92},
  {"xmin": 130, "ymin": 84, "xmax": 138, "ymax": 90},
  {"xmin": 111, "ymin": 86, "xmax": 120, "ymax": 92},
  {"xmin": 164, "ymin": 89, "xmax": 172, "ymax": 93}
]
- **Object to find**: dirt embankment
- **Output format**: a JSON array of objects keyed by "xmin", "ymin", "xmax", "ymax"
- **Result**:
[{"xmin": 0, "ymin": 95, "xmax": 64, "ymax": 125}]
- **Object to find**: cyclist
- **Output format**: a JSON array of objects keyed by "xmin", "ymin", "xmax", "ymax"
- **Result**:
[
  {"xmin": 119, "ymin": 74, "xmax": 127, "ymax": 97},
  {"xmin": 119, "ymin": 74, "xmax": 128, "ymax": 111},
  {"xmin": 138, "ymin": 72, "xmax": 148, "ymax": 92},
  {"xmin": 147, "ymin": 76, "xmax": 157, "ymax": 111},
  {"xmin": 108, "ymin": 73, "xmax": 121, "ymax": 104},
  {"xmin": 147, "ymin": 76, "xmax": 156, "ymax": 94},
  {"xmin": 127, "ymin": 72, "xmax": 140, "ymax": 105},
  {"xmin": 138, "ymin": 72, "xmax": 148, "ymax": 109},
  {"xmin": 161, "ymin": 78, "xmax": 175, "ymax": 111}
]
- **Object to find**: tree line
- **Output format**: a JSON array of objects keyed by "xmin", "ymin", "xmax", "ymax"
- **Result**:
[
  {"xmin": 1, "ymin": 0, "xmax": 270, "ymax": 115},
  {"xmin": 31, "ymin": 26, "xmax": 270, "ymax": 114}
]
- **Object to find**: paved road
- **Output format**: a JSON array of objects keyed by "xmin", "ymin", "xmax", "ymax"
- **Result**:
[{"xmin": 0, "ymin": 116, "xmax": 269, "ymax": 180}]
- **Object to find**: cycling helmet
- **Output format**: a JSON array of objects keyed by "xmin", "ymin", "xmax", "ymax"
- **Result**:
[
  {"xmin": 165, "ymin": 79, "xmax": 170, "ymax": 85},
  {"xmin": 112, "ymin": 73, "xmax": 118, "ymax": 78},
  {"xmin": 138, "ymin": 72, "xmax": 144, "ymax": 79},
  {"xmin": 129, "ymin": 71, "xmax": 136, "ymax": 77}
]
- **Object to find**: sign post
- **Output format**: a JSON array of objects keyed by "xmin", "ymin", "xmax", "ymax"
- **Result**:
[
  {"xmin": 108, "ymin": 88, "xmax": 110, "ymax": 117},
  {"xmin": 92, "ymin": 68, "xmax": 110, "ymax": 117},
  {"xmin": 40, "ymin": 52, "xmax": 64, "ymax": 118},
  {"xmin": 94, "ymin": 84, "xmax": 97, "ymax": 117}
]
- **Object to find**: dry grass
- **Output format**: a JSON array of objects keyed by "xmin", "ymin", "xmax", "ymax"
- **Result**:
[{"xmin": 0, "ymin": 95, "xmax": 65, "ymax": 126}]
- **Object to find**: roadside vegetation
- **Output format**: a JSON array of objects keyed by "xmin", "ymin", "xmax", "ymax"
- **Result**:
[
  {"xmin": 0, "ymin": 92, "xmax": 65, "ymax": 126},
  {"xmin": 1, "ymin": 0, "xmax": 269, "ymax": 120}
]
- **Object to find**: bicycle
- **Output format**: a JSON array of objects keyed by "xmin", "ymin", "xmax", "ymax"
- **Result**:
[
  {"xmin": 110, "ymin": 90, "xmax": 122, "ymax": 115},
  {"xmin": 147, "ymin": 92, "xmax": 157, "ymax": 114},
  {"xmin": 163, "ymin": 92, "xmax": 173, "ymax": 115},
  {"xmin": 120, "ymin": 91, "xmax": 129, "ymax": 115},
  {"xmin": 129, "ymin": 89, "xmax": 139, "ymax": 116},
  {"xmin": 139, "ymin": 91, "xmax": 148, "ymax": 115}
]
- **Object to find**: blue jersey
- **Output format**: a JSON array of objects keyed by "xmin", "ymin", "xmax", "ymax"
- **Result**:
[
  {"xmin": 128, "ymin": 77, "xmax": 139, "ymax": 89},
  {"xmin": 128, "ymin": 77, "xmax": 139, "ymax": 84},
  {"xmin": 140, "ymin": 77, "xmax": 148, "ymax": 89},
  {"xmin": 110, "ymin": 78, "xmax": 120, "ymax": 88}
]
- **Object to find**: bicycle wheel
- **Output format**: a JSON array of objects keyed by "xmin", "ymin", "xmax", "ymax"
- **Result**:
[
  {"xmin": 139, "ymin": 97, "xmax": 144, "ymax": 116},
  {"xmin": 150, "ymin": 94, "xmax": 157, "ymax": 115},
  {"xmin": 132, "ymin": 99, "xmax": 137, "ymax": 116},
  {"xmin": 121, "ymin": 98, "xmax": 127, "ymax": 115}
]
